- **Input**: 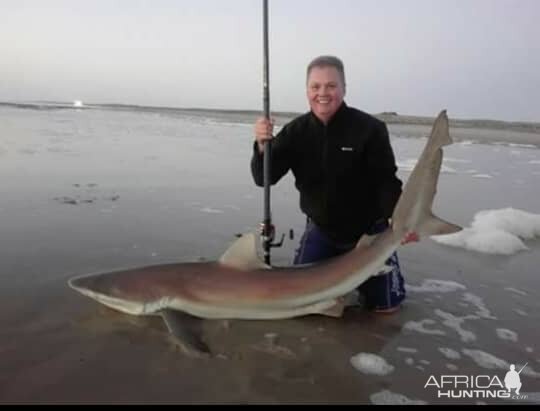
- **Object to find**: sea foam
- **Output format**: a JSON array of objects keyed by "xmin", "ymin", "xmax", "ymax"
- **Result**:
[{"xmin": 432, "ymin": 208, "xmax": 540, "ymax": 255}]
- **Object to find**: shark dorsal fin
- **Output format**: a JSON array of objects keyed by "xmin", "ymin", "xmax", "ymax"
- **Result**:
[{"xmin": 218, "ymin": 233, "xmax": 271, "ymax": 271}]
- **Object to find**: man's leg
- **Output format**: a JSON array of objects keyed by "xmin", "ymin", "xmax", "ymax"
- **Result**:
[{"xmin": 293, "ymin": 219, "xmax": 344, "ymax": 265}]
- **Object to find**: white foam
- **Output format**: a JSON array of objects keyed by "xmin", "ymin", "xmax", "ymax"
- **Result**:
[
  {"xmin": 529, "ymin": 160, "xmax": 540, "ymax": 165},
  {"xmin": 406, "ymin": 279, "xmax": 467, "ymax": 294},
  {"xmin": 200, "ymin": 207, "xmax": 224, "ymax": 214},
  {"xmin": 397, "ymin": 347, "xmax": 418, "ymax": 354},
  {"xmin": 437, "ymin": 228, "xmax": 529, "ymax": 255},
  {"xmin": 472, "ymin": 174, "xmax": 493, "ymax": 179},
  {"xmin": 435, "ymin": 309, "xmax": 477, "ymax": 343},
  {"xmin": 496, "ymin": 328, "xmax": 518, "ymax": 343},
  {"xmin": 461, "ymin": 349, "xmax": 540, "ymax": 378},
  {"xmin": 405, "ymin": 357, "xmax": 415, "ymax": 366},
  {"xmin": 526, "ymin": 347, "xmax": 534, "ymax": 353},
  {"xmin": 404, "ymin": 319, "xmax": 446, "ymax": 336},
  {"xmin": 370, "ymin": 390, "xmax": 428, "ymax": 405},
  {"xmin": 505, "ymin": 287, "xmax": 528, "ymax": 296},
  {"xmin": 472, "ymin": 208, "xmax": 540, "ymax": 240},
  {"xmin": 514, "ymin": 309, "xmax": 529, "ymax": 317},
  {"xmin": 431, "ymin": 207, "xmax": 540, "ymax": 255},
  {"xmin": 439, "ymin": 347, "xmax": 461, "ymax": 360},
  {"xmin": 444, "ymin": 157, "xmax": 471, "ymax": 164},
  {"xmin": 447, "ymin": 364, "xmax": 459, "ymax": 371},
  {"xmin": 509, "ymin": 143, "xmax": 536, "ymax": 149},
  {"xmin": 420, "ymin": 360, "xmax": 430, "ymax": 365},
  {"xmin": 397, "ymin": 159, "xmax": 418, "ymax": 172},
  {"xmin": 398, "ymin": 158, "xmax": 456, "ymax": 173},
  {"xmin": 461, "ymin": 349, "xmax": 509, "ymax": 370},
  {"xmin": 462, "ymin": 292, "xmax": 496, "ymax": 319},
  {"xmin": 350, "ymin": 353, "xmax": 395, "ymax": 376},
  {"xmin": 223, "ymin": 204, "xmax": 241, "ymax": 211}
]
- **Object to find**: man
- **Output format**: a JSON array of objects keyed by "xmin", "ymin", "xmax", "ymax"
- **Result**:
[{"xmin": 250, "ymin": 55, "xmax": 415, "ymax": 313}]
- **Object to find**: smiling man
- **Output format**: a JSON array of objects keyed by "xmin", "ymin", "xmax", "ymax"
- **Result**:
[{"xmin": 250, "ymin": 55, "xmax": 411, "ymax": 313}]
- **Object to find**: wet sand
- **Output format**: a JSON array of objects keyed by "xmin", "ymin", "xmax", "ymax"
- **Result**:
[
  {"xmin": 1, "ymin": 237, "xmax": 539, "ymax": 404},
  {"xmin": 1, "ymin": 106, "xmax": 539, "ymax": 404}
]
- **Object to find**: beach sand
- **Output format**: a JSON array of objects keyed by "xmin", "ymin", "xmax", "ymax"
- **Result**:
[
  {"xmin": 0, "ymin": 105, "xmax": 539, "ymax": 404},
  {"xmin": 1, "ymin": 240, "xmax": 539, "ymax": 404}
]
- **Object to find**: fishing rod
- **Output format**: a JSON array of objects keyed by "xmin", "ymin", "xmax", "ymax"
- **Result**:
[{"xmin": 261, "ymin": 0, "xmax": 284, "ymax": 265}]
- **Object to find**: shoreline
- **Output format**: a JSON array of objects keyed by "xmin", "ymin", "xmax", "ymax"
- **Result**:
[
  {"xmin": 1, "ymin": 103, "xmax": 539, "ymax": 404},
  {"xmin": 1, "ymin": 100, "xmax": 539, "ymax": 136}
]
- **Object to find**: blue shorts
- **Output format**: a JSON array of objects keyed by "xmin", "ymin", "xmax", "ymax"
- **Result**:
[{"xmin": 293, "ymin": 219, "xmax": 406, "ymax": 311}]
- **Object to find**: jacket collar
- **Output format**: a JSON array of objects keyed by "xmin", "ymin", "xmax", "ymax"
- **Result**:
[{"xmin": 309, "ymin": 101, "xmax": 348, "ymax": 128}]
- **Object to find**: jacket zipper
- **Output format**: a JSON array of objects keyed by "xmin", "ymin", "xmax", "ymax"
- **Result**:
[{"xmin": 322, "ymin": 124, "xmax": 329, "ymax": 217}]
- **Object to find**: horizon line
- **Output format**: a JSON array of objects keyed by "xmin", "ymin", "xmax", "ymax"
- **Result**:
[{"xmin": 1, "ymin": 99, "xmax": 539, "ymax": 127}]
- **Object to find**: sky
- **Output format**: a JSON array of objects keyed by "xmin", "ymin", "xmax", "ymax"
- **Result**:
[{"xmin": 1, "ymin": 0, "xmax": 539, "ymax": 122}]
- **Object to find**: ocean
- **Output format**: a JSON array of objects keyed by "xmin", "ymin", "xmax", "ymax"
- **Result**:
[{"xmin": 0, "ymin": 101, "xmax": 539, "ymax": 404}]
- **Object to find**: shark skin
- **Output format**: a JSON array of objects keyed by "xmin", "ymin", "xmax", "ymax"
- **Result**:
[{"xmin": 68, "ymin": 110, "xmax": 462, "ymax": 357}]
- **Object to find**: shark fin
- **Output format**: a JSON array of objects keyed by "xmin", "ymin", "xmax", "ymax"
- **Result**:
[
  {"xmin": 318, "ymin": 298, "xmax": 346, "ymax": 318},
  {"xmin": 161, "ymin": 309, "xmax": 211, "ymax": 359},
  {"xmin": 355, "ymin": 234, "xmax": 377, "ymax": 249},
  {"xmin": 431, "ymin": 110, "xmax": 452, "ymax": 149},
  {"xmin": 420, "ymin": 213, "xmax": 462, "ymax": 237},
  {"xmin": 218, "ymin": 232, "xmax": 271, "ymax": 271}
]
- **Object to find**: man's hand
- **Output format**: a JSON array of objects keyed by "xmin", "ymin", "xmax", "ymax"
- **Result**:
[
  {"xmin": 389, "ymin": 218, "xmax": 420, "ymax": 245},
  {"xmin": 401, "ymin": 231, "xmax": 420, "ymax": 245},
  {"xmin": 254, "ymin": 117, "xmax": 274, "ymax": 153}
]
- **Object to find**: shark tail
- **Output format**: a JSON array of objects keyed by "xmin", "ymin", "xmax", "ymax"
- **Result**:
[
  {"xmin": 391, "ymin": 109, "xmax": 462, "ymax": 239},
  {"xmin": 418, "ymin": 110, "xmax": 461, "ymax": 237},
  {"xmin": 418, "ymin": 213, "xmax": 462, "ymax": 237},
  {"xmin": 430, "ymin": 109, "xmax": 452, "ymax": 149}
]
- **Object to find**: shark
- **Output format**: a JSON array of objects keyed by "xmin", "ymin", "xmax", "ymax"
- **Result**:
[{"xmin": 68, "ymin": 109, "xmax": 461, "ymax": 357}]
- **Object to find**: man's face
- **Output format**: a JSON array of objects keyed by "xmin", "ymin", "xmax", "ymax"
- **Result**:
[{"xmin": 306, "ymin": 66, "xmax": 345, "ymax": 124}]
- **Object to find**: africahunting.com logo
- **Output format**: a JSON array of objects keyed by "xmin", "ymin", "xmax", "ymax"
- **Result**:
[{"xmin": 424, "ymin": 363, "xmax": 528, "ymax": 400}]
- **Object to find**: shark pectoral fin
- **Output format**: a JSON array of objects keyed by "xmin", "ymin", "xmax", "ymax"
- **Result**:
[
  {"xmin": 318, "ymin": 298, "xmax": 346, "ymax": 318},
  {"xmin": 355, "ymin": 234, "xmax": 377, "ymax": 250},
  {"xmin": 160, "ymin": 309, "xmax": 211, "ymax": 358},
  {"xmin": 218, "ymin": 232, "xmax": 271, "ymax": 271},
  {"xmin": 421, "ymin": 214, "xmax": 462, "ymax": 237}
]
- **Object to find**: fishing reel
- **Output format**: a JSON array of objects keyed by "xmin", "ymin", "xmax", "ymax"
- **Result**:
[{"xmin": 260, "ymin": 222, "xmax": 294, "ymax": 258}]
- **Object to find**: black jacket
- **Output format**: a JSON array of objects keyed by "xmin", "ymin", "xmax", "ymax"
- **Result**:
[{"xmin": 251, "ymin": 102, "xmax": 402, "ymax": 244}]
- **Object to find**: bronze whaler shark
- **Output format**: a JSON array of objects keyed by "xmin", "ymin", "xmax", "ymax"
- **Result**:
[{"xmin": 68, "ymin": 110, "xmax": 461, "ymax": 357}]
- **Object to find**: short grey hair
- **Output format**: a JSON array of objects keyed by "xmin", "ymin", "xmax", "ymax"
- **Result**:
[{"xmin": 306, "ymin": 55, "xmax": 346, "ymax": 88}]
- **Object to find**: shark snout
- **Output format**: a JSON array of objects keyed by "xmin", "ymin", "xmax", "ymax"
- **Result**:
[
  {"xmin": 68, "ymin": 273, "xmax": 147, "ymax": 315},
  {"xmin": 68, "ymin": 275, "xmax": 105, "ymax": 299}
]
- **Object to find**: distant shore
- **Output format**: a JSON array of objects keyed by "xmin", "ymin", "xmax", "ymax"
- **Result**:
[{"xmin": 1, "ymin": 100, "xmax": 540, "ymax": 138}]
